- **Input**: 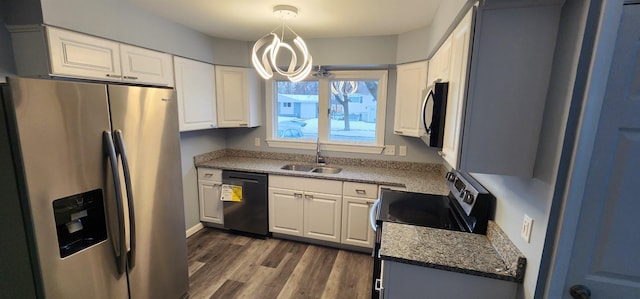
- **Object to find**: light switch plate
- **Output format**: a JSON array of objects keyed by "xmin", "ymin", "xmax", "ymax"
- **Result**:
[
  {"xmin": 254, "ymin": 137, "xmax": 261, "ymax": 147},
  {"xmin": 384, "ymin": 145, "xmax": 395, "ymax": 156},
  {"xmin": 399, "ymin": 146, "xmax": 407, "ymax": 156},
  {"xmin": 521, "ymin": 214, "xmax": 533, "ymax": 243}
]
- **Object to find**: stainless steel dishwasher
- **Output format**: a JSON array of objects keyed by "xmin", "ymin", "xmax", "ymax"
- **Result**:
[{"xmin": 221, "ymin": 170, "xmax": 269, "ymax": 236}]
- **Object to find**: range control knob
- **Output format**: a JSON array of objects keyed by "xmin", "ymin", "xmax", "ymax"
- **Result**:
[
  {"xmin": 445, "ymin": 171, "xmax": 456, "ymax": 182},
  {"xmin": 462, "ymin": 190, "xmax": 475, "ymax": 205}
]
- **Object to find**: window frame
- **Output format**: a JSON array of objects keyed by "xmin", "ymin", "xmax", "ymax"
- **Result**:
[{"xmin": 265, "ymin": 70, "xmax": 388, "ymax": 154}]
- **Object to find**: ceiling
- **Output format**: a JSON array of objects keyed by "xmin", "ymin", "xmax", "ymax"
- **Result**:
[{"xmin": 125, "ymin": 0, "xmax": 442, "ymax": 41}]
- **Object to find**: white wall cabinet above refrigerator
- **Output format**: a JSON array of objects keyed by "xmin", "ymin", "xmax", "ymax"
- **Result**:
[
  {"xmin": 393, "ymin": 61, "xmax": 428, "ymax": 137},
  {"xmin": 215, "ymin": 66, "xmax": 262, "ymax": 128},
  {"xmin": 9, "ymin": 26, "xmax": 174, "ymax": 87},
  {"xmin": 173, "ymin": 57, "xmax": 217, "ymax": 131}
]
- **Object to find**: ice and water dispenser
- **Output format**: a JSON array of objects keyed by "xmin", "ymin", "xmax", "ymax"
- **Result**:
[{"xmin": 53, "ymin": 189, "xmax": 108, "ymax": 258}]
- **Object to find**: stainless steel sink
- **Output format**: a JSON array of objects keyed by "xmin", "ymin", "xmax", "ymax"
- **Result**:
[
  {"xmin": 280, "ymin": 164, "xmax": 343, "ymax": 174},
  {"xmin": 280, "ymin": 164, "xmax": 315, "ymax": 172},
  {"xmin": 311, "ymin": 166, "xmax": 342, "ymax": 174}
]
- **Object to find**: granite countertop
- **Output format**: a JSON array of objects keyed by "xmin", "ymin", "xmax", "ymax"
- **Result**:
[
  {"xmin": 195, "ymin": 150, "xmax": 525, "ymax": 283},
  {"xmin": 194, "ymin": 150, "xmax": 449, "ymax": 195},
  {"xmin": 380, "ymin": 221, "xmax": 526, "ymax": 282}
]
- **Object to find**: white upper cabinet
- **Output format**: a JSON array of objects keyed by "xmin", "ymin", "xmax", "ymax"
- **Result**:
[
  {"xmin": 393, "ymin": 61, "xmax": 428, "ymax": 137},
  {"xmin": 215, "ymin": 66, "xmax": 262, "ymax": 128},
  {"xmin": 47, "ymin": 27, "xmax": 122, "ymax": 80},
  {"xmin": 120, "ymin": 44, "xmax": 174, "ymax": 86},
  {"xmin": 173, "ymin": 57, "xmax": 217, "ymax": 131},
  {"xmin": 441, "ymin": 8, "xmax": 474, "ymax": 170},
  {"xmin": 427, "ymin": 35, "xmax": 452, "ymax": 86},
  {"xmin": 10, "ymin": 26, "xmax": 173, "ymax": 87}
]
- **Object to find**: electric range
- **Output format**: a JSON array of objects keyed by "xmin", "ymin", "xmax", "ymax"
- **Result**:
[{"xmin": 370, "ymin": 170, "xmax": 495, "ymax": 298}]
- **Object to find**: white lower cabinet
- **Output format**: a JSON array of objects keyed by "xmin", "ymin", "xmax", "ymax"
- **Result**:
[
  {"xmin": 197, "ymin": 168, "xmax": 223, "ymax": 224},
  {"xmin": 269, "ymin": 176, "xmax": 342, "ymax": 243},
  {"xmin": 341, "ymin": 182, "xmax": 379, "ymax": 248}
]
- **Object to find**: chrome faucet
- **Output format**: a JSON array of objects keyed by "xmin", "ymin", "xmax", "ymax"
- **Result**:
[{"xmin": 316, "ymin": 138, "xmax": 326, "ymax": 165}]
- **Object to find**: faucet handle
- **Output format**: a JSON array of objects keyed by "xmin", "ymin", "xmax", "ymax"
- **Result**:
[{"xmin": 317, "ymin": 156, "xmax": 326, "ymax": 164}]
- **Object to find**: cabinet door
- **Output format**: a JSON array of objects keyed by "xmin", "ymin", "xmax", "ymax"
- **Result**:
[
  {"xmin": 393, "ymin": 61, "xmax": 428, "ymax": 137},
  {"xmin": 427, "ymin": 36, "xmax": 452, "ymax": 86},
  {"xmin": 47, "ymin": 27, "xmax": 122, "ymax": 81},
  {"xmin": 216, "ymin": 66, "xmax": 250, "ymax": 128},
  {"xmin": 341, "ymin": 196, "xmax": 375, "ymax": 248},
  {"xmin": 268, "ymin": 187, "xmax": 304, "ymax": 236},
  {"xmin": 198, "ymin": 180, "xmax": 223, "ymax": 224},
  {"xmin": 120, "ymin": 44, "xmax": 174, "ymax": 86},
  {"xmin": 173, "ymin": 57, "xmax": 217, "ymax": 131},
  {"xmin": 304, "ymin": 191, "xmax": 342, "ymax": 243},
  {"xmin": 441, "ymin": 9, "xmax": 474, "ymax": 169}
]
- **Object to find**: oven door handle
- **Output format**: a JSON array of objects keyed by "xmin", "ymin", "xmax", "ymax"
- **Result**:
[{"xmin": 370, "ymin": 198, "xmax": 381, "ymax": 231}]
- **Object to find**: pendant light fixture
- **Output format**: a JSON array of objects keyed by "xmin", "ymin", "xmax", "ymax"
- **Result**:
[{"xmin": 251, "ymin": 5, "xmax": 313, "ymax": 82}]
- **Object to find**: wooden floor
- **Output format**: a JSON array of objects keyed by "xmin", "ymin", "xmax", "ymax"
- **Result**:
[{"xmin": 186, "ymin": 228, "xmax": 373, "ymax": 299}]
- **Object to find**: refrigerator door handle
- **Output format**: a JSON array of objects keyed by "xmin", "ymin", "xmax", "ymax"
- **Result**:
[
  {"xmin": 103, "ymin": 131, "xmax": 127, "ymax": 275},
  {"xmin": 114, "ymin": 129, "xmax": 136, "ymax": 269}
]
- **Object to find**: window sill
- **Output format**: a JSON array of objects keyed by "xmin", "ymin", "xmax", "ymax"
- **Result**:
[{"xmin": 265, "ymin": 139, "xmax": 385, "ymax": 154}]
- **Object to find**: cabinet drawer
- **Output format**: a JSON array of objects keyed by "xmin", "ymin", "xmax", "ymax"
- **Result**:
[
  {"xmin": 197, "ymin": 168, "xmax": 222, "ymax": 181},
  {"xmin": 343, "ymin": 182, "xmax": 378, "ymax": 199}
]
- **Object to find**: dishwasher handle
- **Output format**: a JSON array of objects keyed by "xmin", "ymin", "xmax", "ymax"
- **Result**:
[{"xmin": 224, "ymin": 176, "xmax": 260, "ymax": 184}]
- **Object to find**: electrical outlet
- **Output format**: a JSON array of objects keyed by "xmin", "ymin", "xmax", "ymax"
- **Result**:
[
  {"xmin": 399, "ymin": 146, "xmax": 407, "ymax": 156},
  {"xmin": 521, "ymin": 214, "xmax": 533, "ymax": 243},
  {"xmin": 254, "ymin": 137, "xmax": 261, "ymax": 147},
  {"xmin": 384, "ymin": 145, "xmax": 395, "ymax": 156}
]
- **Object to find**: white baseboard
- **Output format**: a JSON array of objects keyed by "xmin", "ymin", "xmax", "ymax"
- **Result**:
[{"xmin": 185, "ymin": 222, "xmax": 204, "ymax": 238}]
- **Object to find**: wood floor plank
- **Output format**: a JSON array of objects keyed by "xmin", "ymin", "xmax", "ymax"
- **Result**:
[
  {"xmin": 186, "ymin": 228, "xmax": 372, "ymax": 299},
  {"xmin": 276, "ymin": 246, "xmax": 338, "ymax": 299},
  {"xmin": 321, "ymin": 250, "xmax": 373, "ymax": 299},
  {"xmin": 210, "ymin": 280, "xmax": 245, "ymax": 299}
]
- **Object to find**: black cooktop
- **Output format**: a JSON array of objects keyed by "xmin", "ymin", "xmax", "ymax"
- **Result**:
[{"xmin": 377, "ymin": 190, "xmax": 465, "ymax": 232}]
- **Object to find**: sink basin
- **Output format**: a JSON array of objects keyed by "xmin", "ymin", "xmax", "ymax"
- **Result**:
[
  {"xmin": 281, "ymin": 164, "xmax": 315, "ymax": 172},
  {"xmin": 311, "ymin": 166, "xmax": 343, "ymax": 174}
]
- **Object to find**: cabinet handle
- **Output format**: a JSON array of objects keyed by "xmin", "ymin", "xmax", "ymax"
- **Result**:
[
  {"xmin": 106, "ymin": 74, "xmax": 122, "ymax": 78},
  {"xmin": 355, "ymin": 189, "xmax": 367, "ymax": 195},
  {"xmin": 394, "ymin": 130, "xmax": 403, "ymax": 134},
  {"xmin": 239, "ymin": 123, "xmax": 248, "ymax": 127},
  {"xmin": 204, "ymin": 173, "xmax": 213, "ymax": 178},
  {"xmin": 123, "ymin": 76, "xmax": 139, "ymax": 80},
  {"xmin": 304, "ymin": 194, "xmax": 313, "ymax": 200},
  {"xmin": 294, "ymin": 193, "xmax": 303, "ymax": 199},
  {"xmin": 374, "ymin": 278, "xmax": 384, "ymax": 291}
]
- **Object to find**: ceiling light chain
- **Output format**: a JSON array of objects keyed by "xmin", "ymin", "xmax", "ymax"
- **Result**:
[{"xmin": 251, "ymin": 5, "xmax": 313, "ymax": 82}]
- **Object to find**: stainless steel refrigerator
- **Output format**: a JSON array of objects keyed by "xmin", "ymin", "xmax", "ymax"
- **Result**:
[{"xmin": 0, "ymin": 77, "xmax": 189, "ymax": 298}]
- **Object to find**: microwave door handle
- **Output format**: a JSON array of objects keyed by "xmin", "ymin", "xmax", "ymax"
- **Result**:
[
  {"xmin": 114, "ymin": 129, "xmax": 136, "ymax": 269},
  {"xmin": 421, "ymin": 90, "xmax": 434, "ymax": 135},
  {"xmin": 103, "ymin": 131, "xmax": 127, "ymax": 275}
]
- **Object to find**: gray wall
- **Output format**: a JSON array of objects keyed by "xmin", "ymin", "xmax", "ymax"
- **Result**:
[
  {"xmin": 396, "ymin": 0, "xmax": 469, "ymax": 64},
  {"xmin": 471, "ymin": 1, "xmax": 589, "ymax": 298},
  {"xmin": 225, "ymin": 68, "xmax": 444, "ymax": 164},
  {"xmin": 38, "ymin": 0, "xmax": 249, "ymax": 66},
  {"xmin": 180, "ymin": 130, "xmax": 227, "ymax": 230}
]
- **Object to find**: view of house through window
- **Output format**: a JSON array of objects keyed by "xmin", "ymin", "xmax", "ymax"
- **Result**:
[
  {"xmin": 274, "ymin": 71, "xmax": 385, "ymax": 147},
  {"xmin": 276, "ymin": 81, "xmax": 319, "ymax": 139}
]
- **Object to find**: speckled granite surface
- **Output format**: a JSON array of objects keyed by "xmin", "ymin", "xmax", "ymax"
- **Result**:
[
  {"xmin": 379, "ymin": 221, "xmax": 526, "ymax": 282},
  {"xmin": 194, "ymin": 150, "xmax": 449, "ymax": 195}
]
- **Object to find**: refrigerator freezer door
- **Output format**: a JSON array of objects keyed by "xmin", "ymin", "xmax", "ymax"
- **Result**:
[
  {"xmin": 6, "ymin": 78, "xmax": 128, "ymax": 298},
  {"xmin": 108, "ymin": 85, "xmax": 189, "ymax": 299}
]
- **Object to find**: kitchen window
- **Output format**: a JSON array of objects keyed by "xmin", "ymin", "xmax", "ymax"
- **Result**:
[{"xmin": 265, "ymin": 70, "xmax": 388, "ymax": 154}]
